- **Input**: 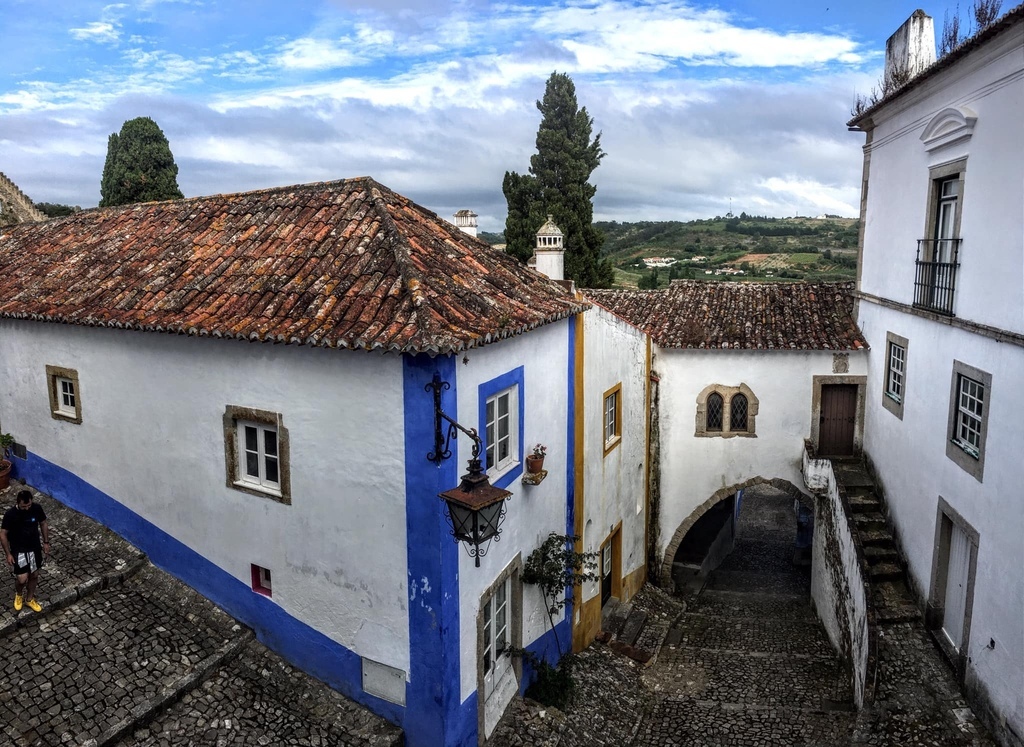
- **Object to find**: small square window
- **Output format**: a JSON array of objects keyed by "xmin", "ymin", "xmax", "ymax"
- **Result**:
[
  {"xmin": 882, "ymin": 332, "xmax": 909, "ymax": 420},
  {"xmin": 603, "ymin": 383, "xmax": 622, "ymax": 455},
  {"xmin": 251, "ymin": 564, "xmax": 273, "ymax": 597},
  {"xmin": 224, "ymin": 406, "xmax": 290, "ymax": 503},
  {"xmin": 46, "ymin": 365, "xmax": 82, "ymax": 424}
]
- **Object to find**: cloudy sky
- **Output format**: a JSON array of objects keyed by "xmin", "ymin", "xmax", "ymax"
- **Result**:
[{"xmin": 0, "ymin": 0, "xmax": 939, "ymax": 230}]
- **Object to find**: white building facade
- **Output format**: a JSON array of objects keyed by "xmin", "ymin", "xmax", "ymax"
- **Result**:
[{"xmin": 850, "ymin": 8, "xmax": 1024, "ymax": 743}]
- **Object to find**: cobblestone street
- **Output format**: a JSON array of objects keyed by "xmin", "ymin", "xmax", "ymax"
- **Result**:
[
  {"xmin": 492, "ymin": 485, "xmax": 996, "ymax": 746},
  {"xmin": 0, "ymin": 482, "xmax": 401, "ymax": 747}
]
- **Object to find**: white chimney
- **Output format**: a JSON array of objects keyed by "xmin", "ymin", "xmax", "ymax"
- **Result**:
[
  {"xmin": 534, "ymin": 215, "xmax": 564, "ymax": 281},
  {"xmin": 453, "ymin": 209, "xmax": 478, "ymax": 238},
  {"xmin": 885, "ymin": 10, "xmax": 936, "ymax": 84}
]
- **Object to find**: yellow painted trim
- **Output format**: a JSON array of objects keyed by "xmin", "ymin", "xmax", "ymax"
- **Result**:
[
  {"xmin": 623, "ymin": 564, "xmax": 646, "ymax": 601},
  {"xmin": 601, "ymin": 382, "xmax": 623, "ymax": 457}
]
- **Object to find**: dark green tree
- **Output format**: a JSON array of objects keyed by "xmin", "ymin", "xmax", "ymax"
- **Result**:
[
  {"xmin": 100, "ymin": 117, "xmax": 183, "ymax": 207},
  {"xmin": 503, "ymin": 73, "xmax": 613, "ymax": 288}
]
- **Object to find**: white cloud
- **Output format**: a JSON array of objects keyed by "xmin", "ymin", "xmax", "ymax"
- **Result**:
[
  {"xmin": 275, "ymin": 38, "xmax": 364, "ymax": 71},
  {"xmin": 69, "ymin": 21, "xmax": 121, "ymax": 44}
]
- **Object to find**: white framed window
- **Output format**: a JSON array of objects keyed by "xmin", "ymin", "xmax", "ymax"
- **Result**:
[
  {"xmin": 946, "ymin": 361, "xmax": 991, "ymax": 482},
  {"xmin": 224, "ymin": 406, "xmax": 290, "ymax": 503},
  {"xmin": 886, "ymin": 343, "xmax": 906, "ymax": 403},
  {"xmin": 237, "ymin": 421, "xmax": 280, "ymax": 491},
  {"xmin": 482, "ymin": 575, "xmax": 511, "ymax": 699},
  {"xmin": 56, "ymin": 377, "xmax": 76, "ymax": 415},
  {"xmin": 46, "ymin": 365, "xmax": 82, "ymax": 424},
  {"xmin": 485, "ymin": 386, "xmax": 518, "ymax": 476},
  {"xmin": 478, "ymin": 559, "xmax": 522, "ymax": 739},
  {"xmin": 603, "ymin": 383, "xmax": 622, "ymax": 455},
  {"xmin": 953, "ymin": 376, "xmax": 983, "ymax": 457}
]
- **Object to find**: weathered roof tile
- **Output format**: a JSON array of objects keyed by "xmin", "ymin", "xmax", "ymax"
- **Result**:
[
  {"xmin": 585, "ymin": 280, "xmax": 867, "ymax": 351},
  {"xmin": 0, "ymin": 177, "xmax": 588, "ymax": 354}
]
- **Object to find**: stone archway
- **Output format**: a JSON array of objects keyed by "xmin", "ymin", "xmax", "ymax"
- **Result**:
[{"xmin": 659, "ymin": 477, "xmax": 813, "ymax": 590}]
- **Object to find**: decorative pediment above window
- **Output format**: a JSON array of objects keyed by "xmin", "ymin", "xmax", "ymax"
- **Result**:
[{"xmin": 920, "ymin": 106, "xmax": 977, "ymax": 152}]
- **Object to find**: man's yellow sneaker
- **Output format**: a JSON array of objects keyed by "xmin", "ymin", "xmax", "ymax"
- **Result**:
[
  {"xmin": 13, "ymin": 594, "xmax": 23, "ymax": 611},
  {"xmin": 27, "ymin": 599, "xmax": 42, "ymax": 613}
]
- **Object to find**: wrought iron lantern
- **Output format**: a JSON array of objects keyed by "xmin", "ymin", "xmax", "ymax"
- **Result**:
[{"xmin": 427, "ymin": 374, "xmax": 512, "ymax": 566}]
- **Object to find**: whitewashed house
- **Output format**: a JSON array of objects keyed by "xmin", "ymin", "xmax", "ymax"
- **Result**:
[
  {"xmin": 586, "ymin": 281, "xmax": 868, "ymax": 587},
  {"xmin": 848, "ymin": 7, "xmax": 1024, "ymax": 744},
  {"xmin": 0, "ymin": 178, "xmax": 593, "ymax": 747}
]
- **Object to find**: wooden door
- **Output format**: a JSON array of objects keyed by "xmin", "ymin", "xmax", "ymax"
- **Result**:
[
  {"xmin": 819, "ymin": 384, "xmax": 857, "ymax": 456},
  {"xmin": 942, "ymin": 524, "xmax": 971, "ymax": 652}
]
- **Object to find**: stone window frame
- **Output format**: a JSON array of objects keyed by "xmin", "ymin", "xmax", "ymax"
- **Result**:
[
  {"xmin": 882, "ymin": 331, "xmax": 909, "ymax": 420},
  {"xmin": 45, "ymin": 365, "xmax": 82, "ymax": 424},
  {"xmin": 923, "ymin": 158, "xmax": 967, "ymax": 254},
  {"xmin": 223, "ymin": 405, "xmax": 291, "ymax": 504},
  {"xmin": 945, "ymin": 360, "xmax": 991, "ymax": 482},
  {"xmin": 476, "ymin": 554, "xmax": 523, "ymax": 744},
  {"xmin": 694, "ymin": 383, "xmax": 758, "ymax": 438},
  {"xmin": 602, "ymin": 382, "xmax": 622, "ymax": 456},
  {"xmin": 926, "ymin": 496, "xmax": 979, "ymax": 682},
  {"xmin": 810, "ymin": 375, "xmax": 867, "ymax": 455}
]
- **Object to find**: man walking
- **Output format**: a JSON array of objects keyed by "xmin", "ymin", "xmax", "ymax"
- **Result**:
[{"xmin": 1, "ymin": 490, "xmax": 50, "ymax": 612}]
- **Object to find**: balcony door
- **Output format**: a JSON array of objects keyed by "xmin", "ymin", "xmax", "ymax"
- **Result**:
[{"xmin": 934, "ymin": 177, "xmax": 959, "ymax": 264}]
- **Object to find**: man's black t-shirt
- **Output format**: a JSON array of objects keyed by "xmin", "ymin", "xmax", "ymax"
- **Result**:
[{"xmin": 1, "ymin": 504, "xmax": 47, "ymax": 553}]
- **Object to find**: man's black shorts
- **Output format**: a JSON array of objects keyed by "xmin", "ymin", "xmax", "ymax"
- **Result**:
[{"xmin": 12, "ymin": 549, "xmax": 43, "ymax": 575}]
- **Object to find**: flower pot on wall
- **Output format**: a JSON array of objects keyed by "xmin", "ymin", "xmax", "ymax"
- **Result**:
[
  {"xmin": 0, "ymin": 460, "xmax": 11, "ymax": 491},
  {"xmin": 526, "ymin": 455, "xmax": 545, "ymax": 474}
]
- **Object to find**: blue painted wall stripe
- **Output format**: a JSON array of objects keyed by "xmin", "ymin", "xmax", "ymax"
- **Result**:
[
  {"xmin": 10, "ymin": 451, "xmax": 406, "ymax": 726},
  {"xmin": 403, "ymin": 353, "xmax": 471, "ymax": 747},
  {"xmin": 476, "ymin": 365, "xmax": 525, "ymax": 490}
]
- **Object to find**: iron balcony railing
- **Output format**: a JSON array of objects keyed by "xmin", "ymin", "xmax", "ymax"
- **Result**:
[{"xmin": 914, "ymin": 238, "xmax": 961, "ymax": 316}]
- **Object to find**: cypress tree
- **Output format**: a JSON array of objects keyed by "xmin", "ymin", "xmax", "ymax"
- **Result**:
[
  {"xmin": 99, "ymin": 117, "xmax": 184, "ymax": 207},
  {"xmin": 503, "ymin": 73, "xmax": 613, "ymax": 288}
]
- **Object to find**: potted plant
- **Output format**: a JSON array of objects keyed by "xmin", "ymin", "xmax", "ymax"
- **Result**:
[
  {"xmin": 526, "ymin": 443, "xmax": 547, "ymax": 474},
  {"xmin": 0, "ymin": 433, "xmax": 14, "ymax": 491}
]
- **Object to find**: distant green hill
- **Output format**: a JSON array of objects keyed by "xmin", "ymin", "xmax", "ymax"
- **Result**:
[{"xmin": 480, "ymin": 216, "xmax": 859, "ymax": 288}]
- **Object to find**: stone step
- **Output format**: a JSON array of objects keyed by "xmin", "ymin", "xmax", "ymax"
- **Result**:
[
  {"xmin": 601, "ymin": 599, "xmax": 631, "ymax": 638},
  {"xmin": 852, "ymin": 511, "xmax": 887, "ymax": 530},
  {"xmin": 619, "ymin": 608, "xmax": 648, "ymax": 647},
  {"xmin": 655, "ymin": 645, "xmax": 853, "ymax": 709},
  {"xmin": 668, "ymin": 611, "xmax": 836, "ymax": 659},
  {"xmin": 832, "ymin": 463, "xmax": 875, "ymax": 489},
  {"xmin": 633, "ymin": 699, "xmax": 857, "ymax": 746},
  {"xmin": 859, "ymin": 526, "xmax": 896, "ymax": 547},
  {"xmin": 847, "ymin": 493, "xmax": 881, "ymax": 514},
  {"xmin": 117, "ymin": 641, "xmax": 405, "ymax": 747},
  {"xmin": 705, "ymin": 568, "xmax": 811, "ymax": 597},
  {"xmin": 868, "ymin": 562, "xmax": 904, "ymax": 582},
  {"xmin": 687, "ymin": 590, "xmax": 818, "ymax": 622},
  {"xmin": 0, "ymin": 566, "xmax": 244, "ymax": 747},
  {"xmin": 873, "ymin": 581, "xmax": 921, "ymax": 624},
  {"xmin": 863, "ymin": 544, "xmax": 900, "ymax": 565}
]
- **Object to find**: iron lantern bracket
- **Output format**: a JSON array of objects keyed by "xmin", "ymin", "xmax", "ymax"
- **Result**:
[{"xmin": 426, "ymin": 373, "xmax": 482, "ymax": 463}]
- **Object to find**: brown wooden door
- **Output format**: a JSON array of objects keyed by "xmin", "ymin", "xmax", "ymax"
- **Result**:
[
  {"xmin": 601, "ymin": 542, "xmax": 612, "ymax": 606},
  {"xmin": 819, "ymin": 384, "xmax": 857, "ymax": 456}
]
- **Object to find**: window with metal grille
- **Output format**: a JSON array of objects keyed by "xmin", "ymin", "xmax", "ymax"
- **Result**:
[
  {"xmin": 954, "ymin": 375, "xmax": 984, "ymax": 457},
  {"xmin": 706, "ymin": 393, "xmax": 723, "ymax": 431},
  {"xmin": 886, "ymin": 342, "xmax": 906, "ymax": 402},
  {"xmin": 730, "ymin": 394, "xmax": 748, "ymax": 431}
]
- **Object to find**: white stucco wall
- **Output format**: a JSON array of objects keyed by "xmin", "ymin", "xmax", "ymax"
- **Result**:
[
  {"xmin": 0, "ymin": 320, "xmax": 411, "ymax": 672},
  {"xmin": 453, "ymin": 319, "xmax": 572, "ymax": 701},
  {"xmin": 656, "ymin": 348, "xmax": 868, "ymax": 562},
  {"xmin": 858, "ymin": 301, "xmax": 1024, "ymax": 732},
  {"xmin": 858, "ymin": 22, "xmax": 1024, "ymax": 333},
  {"xmin": 580, "ymin": 305, "xmax": 648, "ymax": 604}
]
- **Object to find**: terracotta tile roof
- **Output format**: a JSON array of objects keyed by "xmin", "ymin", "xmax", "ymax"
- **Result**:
[
  {"xmin": 0, "ymin": 177, "xmax": 588, "ymax": 354},
  {"xmin": 585, "ymin": 281, "xmax": 867, "ymax": 350}
]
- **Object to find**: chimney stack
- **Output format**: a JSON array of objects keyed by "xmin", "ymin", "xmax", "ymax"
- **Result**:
[
  {"xmin": 885, "ymin": 10, "xmax": 936, "ymax": 85},
  {"xmin": 534, "ymin": 215, "xmax": 564, "ymax": 281},
  {"xmin": 453, "ymin": 209, "xmax": 478, "ymax": 238}
]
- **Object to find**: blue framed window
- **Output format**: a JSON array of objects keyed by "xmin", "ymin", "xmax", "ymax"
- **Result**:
[{"xmin": 478, "ymin": 367, "xmax": 525, "ymax": 489}]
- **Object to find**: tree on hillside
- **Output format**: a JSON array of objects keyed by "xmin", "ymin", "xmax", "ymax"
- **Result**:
[
  {"xmin": 34, "ymin": 202, "xmax": 80, "ymax": 218},
  {"xmin": 100, "ymin": 117, "xmax": 184, "ymax": 207},
  {"xmin": 503, "ymin": 72, "xmax": 614, "ymax": 288}
]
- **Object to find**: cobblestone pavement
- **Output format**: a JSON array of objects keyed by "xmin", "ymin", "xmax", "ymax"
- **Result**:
[
  {"xmin": 491, "ymin": 485, "xmax": 995, "ymax": 746},
  {"xmin": 0, "ymin": 482, "xmax": 402, "ymax": 747}
]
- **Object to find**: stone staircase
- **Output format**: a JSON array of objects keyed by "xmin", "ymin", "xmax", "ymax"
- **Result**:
[
  {"xmin": 598, "ymin": 598, "xmax": 654, "ymax": 665},
  {"xmin": 0, "ymin": 482, "xmax": 403, "ymax": 747},
  {"xmin": 831, "ymin": 461, "xmax": 921, "ymax": 626}
]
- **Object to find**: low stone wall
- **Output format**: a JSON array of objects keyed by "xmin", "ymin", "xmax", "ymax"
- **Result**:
[{"xmin": 803, "ymin": 441, "xmax": 877, "ymax": 707}]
